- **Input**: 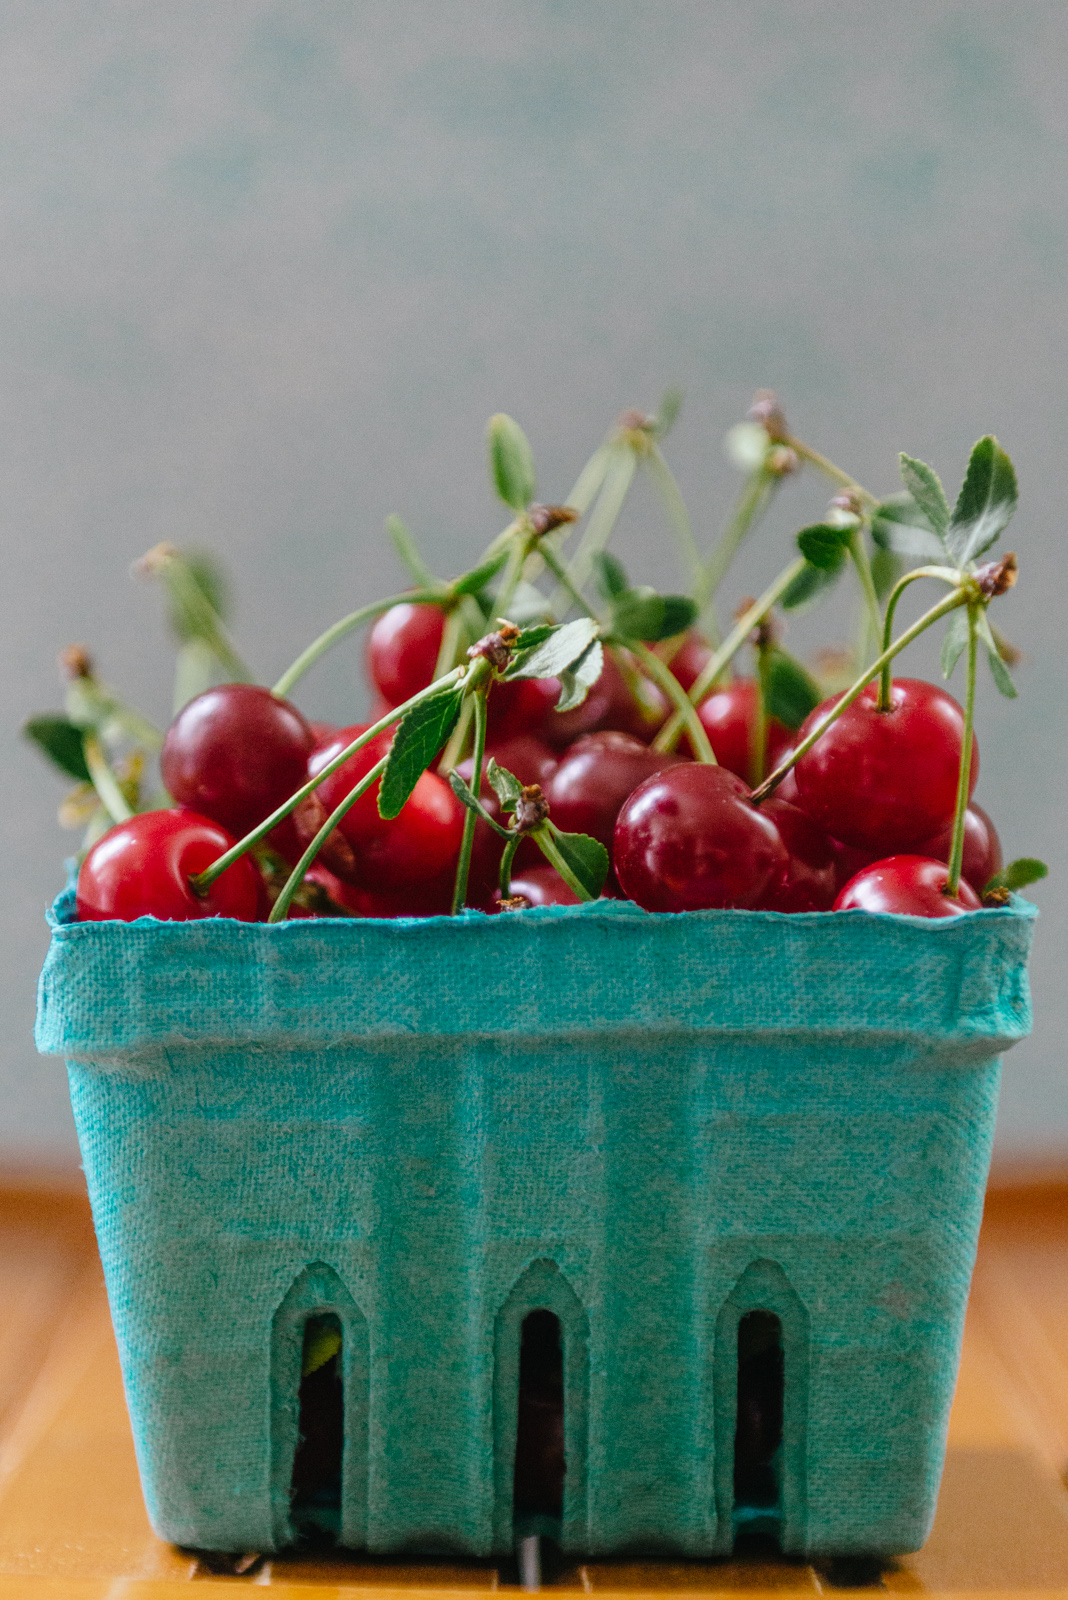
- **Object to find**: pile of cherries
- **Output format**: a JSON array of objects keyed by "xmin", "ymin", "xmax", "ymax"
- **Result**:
[{"xmin": 76, "ymin": 595, "xmax": 1000, "ymax": 925}]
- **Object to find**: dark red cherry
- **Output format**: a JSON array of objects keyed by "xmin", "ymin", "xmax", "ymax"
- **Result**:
[
  {"xmin": 601, "ymin": 650, "xmax": 670, "ymax": 742},
  {"xmin": 834, "ymin": 855, "xmax": 982, "ymax": 917},
  {"xmin": 918, "ymin": 802, "xmax": 1003, "ymax": 895},
  {"xmin": 487, "ymin": 676, "xmax": 561, "ymax": 739},
  {"xmin": 367, "ymin": 602, "xmax": 446, "ymax": 706},
  {"xmin": 794, "ymin": 678, "xmax": 978, "ymax": 854},
  {"xmin": 489, "ymin": 864, "xmax": 583, "ymax": 910},
  {"xmin": 162, "ymin": 684, "xmax": 314, "ymax": 841},
  {"xmin": 665, "ymin": 630, "xmax": 713, "ymax": 692},
  {"xmin": 693, "ymin": 679, "xmax": 792, "ymax": 785},
  {"xmin": 754, "ymin": 798, "xmax": 837, "ymax": 912},
  {"xmin": 547, "ymin": 731, "xmax": 686, "ymax": 849},
  {"xmin": 829, "ymin": 838, "xmax": 879, "ymax": 894},
  {"xmin": 76, "ymin": 809, "xmax": 262, "ymax": 923},
  {"xmin": 310, "ymin": 725, "xmax": 463, "ymax": 890},
  {"xmin": 613, "ymin": 764, "xmax": 788, "ymax": 912},
  {"xmin": 301, "ymin": 865, "xmax": 454, "ymax": 918}
]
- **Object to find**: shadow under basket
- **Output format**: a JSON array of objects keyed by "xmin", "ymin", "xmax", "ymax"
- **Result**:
[{"xmin": 35, "ymin": 888, "xmax": 1035, "ymax": 1559}]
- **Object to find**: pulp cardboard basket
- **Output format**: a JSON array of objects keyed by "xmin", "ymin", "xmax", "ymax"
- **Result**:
[{"xmin": 35, "ymin": 883, "xmax": 1035, "ymax": 1559}]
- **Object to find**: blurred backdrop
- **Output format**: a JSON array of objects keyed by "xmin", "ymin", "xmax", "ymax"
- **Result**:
[{"xmin": 4, "ymin": 0, "xmax": 1065, "ymax": 1170}]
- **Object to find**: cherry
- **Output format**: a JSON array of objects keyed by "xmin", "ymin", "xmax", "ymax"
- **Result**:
[
  {"xmin": 692, "ymin": 679, "xmax": 791, "ymax": 784},
  {"xmin": 309, "ymin": 724, "xmax": 463, "ymax": 890},
  {"xmin": 829, "ymin": 838, "xmax": 879, "ymax": 894},
  {"xmin": 834, "ymin": 855, "xmax": 982, "ymax": 918},
  {"xmin": 547, "ymin": 731, "xmax": 686, "ymax": 850},
  {"xmin": 76, "ymin": 809, "xmax": 263, "ymax": 923},
  {"xmin": 613, "ymin": 764, "xmax": 788, "ymax": 912},
  {"xmin": 754, "ymin": 798, "xmax": 837, "ymax": 912},
  {"xmin": 665, "ymin": 630, "xmax": 713, "ymax": 692},
  {"xmin": 162, "ymin": 684, "xmax": 314, "ymax": 841},
  {"xmin": 600, "ymin": 651, "xmax": 669, "ymax": 742},
  {"xmin": 488, "ymin": 676, "xmax": 562, "ymax": 740},
  {"xmin": 488, "ymin": 864, "xmax": 582, "ymax": 911},
  {"xmin": 918, "ymin": 802, "xmax": 1003, "ymax": 895},
  {"xmin": 366, "ymin": 602, "xmax": 446, "ymax": 706},
  {"xmin": 300, "ymin": 865, "xmax": 454, "ymax": 918},
  {"xmin": 794, "ymin": 678, "xmax": 978, "ymax": 854},
  {"xmin": 457, "ymin": 739, "xmax": 551, "ymax": 902}
]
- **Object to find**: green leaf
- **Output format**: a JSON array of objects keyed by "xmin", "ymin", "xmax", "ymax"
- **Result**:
[
  {"xmin": 940, "ymin": 608, "xmax": 971, "ymax": 680},
  {"xmin": 779, "ymin": 561, "xmax": 841, "ymax": 612},
  {"xmin": 985, "ymin": 857, "xmax": 1048, "ymax": 894},
  {"xmin": 870, "ymin": 543, "xmax": 903, "ymax": 601},
  {"xmin": 946, "ymin": 435, "xmax": 1018, "ymax": 566},
  {"xmin": 610, "ymin": 591, "xmax": 698, "ymax": 642},
  {"xmin": 898, "ymin": 454, "xmax": 951, "ymax": 535},
  {"xmin": 451, "ymin": 549, "xmax": 509, "ymax": 596},
  {"xmin": 795, "ymin": 523, "xmax": 851, "ymax": 571},
  {"xmin": 870, "ymin": 493, "xmax": 947, "ymax": 562},
  {"xmin": 592, "ymin": 550, "xmax": 630, "ymax": 600},
  {"xmin": 510, "ymin": 622, "xmax": 556, "ymax": 651},
  {"xmin": 487, "ymin": 413, "xmax": 536, "ymax": 510},
  {"xmin": 23, "ymin": 715, "xmax": 91, "ymax": 782},
  {"xmin": 378, "ymin": 687, "xmax": 464, "ymax": 819},
  {"xmin": 386, "ymin": 514, "xmax": 438, "ymax": 589},
  {"xmin": 975, "ymin": 608, "xmax": 1018, "ymax": 698},
  {"xmin": 487, "ymin": 758, "xmax": 524, "ymax": 811},
  {"xmin": 761, "ymin": 649, "xmax": 821, "ymax": 730},
  {"xmin": 505, "ymin": 616, "xmax": 600, "ymax": 680},
  {"xmin": 653, "ymin": 386, "xmax": 683, "ymax": 438},
  {"xmin": 554, "ymin": 640, "xmax": 604, "ymax": 713},
  {"xmin": 447, "ymin": 770, "xmax": 512, "ymax": 836},
  {"xmin": 540, "ymin": 824, "xmax": 609, "ymax": 898}
]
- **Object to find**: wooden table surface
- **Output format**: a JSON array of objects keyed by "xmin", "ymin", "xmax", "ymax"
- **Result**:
[{"xmin": 1, "ymin": 1179, "xmax": 1067, "ymax": 1600}]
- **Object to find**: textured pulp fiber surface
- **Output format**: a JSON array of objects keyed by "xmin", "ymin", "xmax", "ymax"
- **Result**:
[{"xmin": 37, "ymin": 895, "xmax": 1035, "ymax": 1557}]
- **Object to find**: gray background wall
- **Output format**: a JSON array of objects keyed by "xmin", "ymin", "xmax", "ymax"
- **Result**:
[{"xmin": 4, "ymin": 1, "xmax": 1065, "ymax": 1168}]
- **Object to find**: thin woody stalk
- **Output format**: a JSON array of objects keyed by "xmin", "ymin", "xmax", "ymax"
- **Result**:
[
  {"xmin": 945, "ymin": 608, "xmax": 979, "ymax": 898},
  {"xmin": 267, "ymin": 757, "xmax": 388, "ymax": 923},
  {"xmin": 450, "ymin": 687, "xmax": 488, "ymax": 914}
]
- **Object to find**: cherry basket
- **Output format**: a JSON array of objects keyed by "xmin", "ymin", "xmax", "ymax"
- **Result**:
[{"xmin": 36, "ymin": 885, "xmax": 1035, "ymax": 1558}]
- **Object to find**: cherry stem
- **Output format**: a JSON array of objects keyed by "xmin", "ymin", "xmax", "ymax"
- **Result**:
[
  {"xmin": 494, "ymin": 526, "xmax": 538, "ymax": 621},
  {"xmin": 190, "ymin": 665, "xmax": 466, "ymax": 893},
  {"xmin": 450, "ymin": 685, "xmax": 488, "ymax": 914},
  {"xmin": 945, "ymin": 605, "xmax": 979, "ymax": 899},
  {"xmin": 787, "ymin": 438, "xmax": 879, "ymax": 507},
  {"xmin": 878, "ymin": 565, "xmax": 962, "ymax": 709},
  {"xmin": 645, "ymin": 443, "xmax": 705, "ymax": 600},
  {"xmin": 752, "ymin": 636, "xmax": 771, "ymax": 788},
  {"xmin": 533, "ymin": 824, "xmax": 595, "ymax": 901},
  {"xmin": 699, "ymin": 465, "xmax": 778, "ymax": 627},
  {"xmin": 82, "ymin": 733, "xmax": 133, "ymax": 824},
  {"xmin": 151, "ymin": 551, "xmax": 251, "ymax": 683},
  {"xmin": 632, "ymin": 641, "xmax": 717, "ymax": 763},
  {"xmin": 653, "ymin": 557, "xmax": 807, "ymax": 752},
  {"xmin": 751, "ymin": 588, "xmax": 968, "ymax": 803},
  {"xmin": 552, "ymin": 443, "xmax": 637, "ymax": 608},
  {"xmin": 272, "ymin": 587, "xmax": 443, "ymax": 699},
  {"xmin": 498, "ymin": 832, "xmax": 521, "ymax": 899},
  {"xmin": 538, "ymin": 541, "xmax": 594, "ymax": 617},
  {"xmin": 267, "ymin": 755, "xmax": 389, "ymax": 923},
  {"xmin": 848, "ymin": 528, "xmax": 883, "ymax": 665}
]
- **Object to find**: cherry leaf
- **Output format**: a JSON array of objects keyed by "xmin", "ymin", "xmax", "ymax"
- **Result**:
[
  {"xmin": 451, "ymin": 549, "xmax": 509, "ymax": 596},
  {"xmin": 378, "ymin": 686, "xmax": 464, "ymax": 819},
  {"xmin": 537, "ymin": 823, "xmax": 609, "ymax": 898},
  {"xmin": 592, "ymin": 550, "xmax": 630, "ymax": 600},
  {"xmin": 487, "ymin": 413, "xmax": 536, "ymax": 511},
  {"xmin": 984, "ymin": 858, "xmax": 1048, "ymax": 894},
  {"xmin": 975, "ymin": 608, "xmax": 1018, "ymax": 698},
  {"xmin": 505, "ymin": 616, "xmax": 600, "ymax": 680},
  {"xmin": 554, "ymin": 640, "xmax": 604, "ymax": 713},
  {"xmin": 486, "ymin": 758, "xmax": 524, "ymax": 811},
  {"xmin": 898, "ymin": 454, "xmax": 951, "ymax": 536},
  {"xmin": 780, "ymin": 560, "xmax": 840, "ymax": 611},
  {"xmin": 940, "ymin": 609, "xmax": 971, "ymax": 681},
  {"xmin": 761, "ymin": 649, "xmax": 821, "ymax": 730},
  {"xmin": 871, "ymin": 493, "xmax": 947, "ymax": 562},
  {"xmin": 795, "ymin": 523, "xmax": 851, "ymax": 571},
  {"xmin": 946, "ymin": 436, "xmax": 1018, "ymax": 566},
  {"xmin": 610, "ymin": 591, "xmax": 697, "ymax": 641},
  {"xmin": 23, "ymin": 715, "xmax": 91, "ymax": 782}
]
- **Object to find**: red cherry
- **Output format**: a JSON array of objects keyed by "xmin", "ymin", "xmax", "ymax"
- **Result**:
[
  {"xmin": 366, "ymin": 602, "xmax": 446, "ymax": 706},
  {"xmin": 162, "ymin": 684, "xmax": 314, "ymax": 840},
  {"xmin": 310, "ymin": 725, "xmax": 463, "ymax": 890},
  {"xmin": 665, "ymin": 631, "xmax": 713, "ymax": 692},
  {"xmin": 693, "ymin": 679, "xmax": 792, "ymax": 784},
  {"xmin": 487, "ymin": 676, "xmax": 561, "ymax": 739},
  {"xmin": 829, "ymin": 838, "xmax": 879, "ymax": 894},
  {"xmin": 76, "ymin": 809, "xmax": 262, "ymax": 923},
  {"xmin": 613, "ymin": 764, "xmax": 788, "ymax": 912},
  {"xmin": 754, "ymin": 798, "xmax": 837, "ymax": 912},
  {"xmin": 457, "ymin": 740, "xmax": 551, "ymax": 902},
  {"xmin": 794, "ymin": 678, "xmax": 978, "ymax": 853},
  {"xmin": 834, "ymin": 855, "xmax": 982, "ymax": 918},
  {"xmin": 547, "ymin": 731, "xmax": 686, "ymax": 849},
  {"xmin": 489, "ymin": 864, "xmax": 582, "ymax": 911},
  {"xmin": 302, "ymin": 866, "xmax": 453, "ymax": 918},
  {"xmin": 600, "ymin": 651, "xmax": 670, "ymax": 742},
  {"xmin": 918, "ymin": 802, "xmax": 1003, "ymax": 895}
]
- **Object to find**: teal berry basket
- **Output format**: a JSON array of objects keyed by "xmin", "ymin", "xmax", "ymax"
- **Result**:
[{"xmin": 36, "ymin": 883, "xmax": 1035, "ymax": 1560}]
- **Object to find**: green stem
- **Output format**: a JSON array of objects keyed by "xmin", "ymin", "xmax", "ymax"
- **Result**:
[
  {"xmin": 646, "ymin": 444, "xmax": 704, "ymax": 598},
  {"xmin": 700, "ymin": 467, "xmax": 777, "ymax": 614},
  {"xmin": 879, "ymin": 565, "xmax": 961, "ymax": 708},
  {"xmin": 553, "ymin": 444, "xmax": 637, "ymax": 607},
  {"xmin": 386, "ymin": 514, "xmax": 440, "ymax": 589},
  {"xmin": 82, "ymin": 734, "xmax": 134, "ymax": 824},
  {"xmin": 272, "ymin": 588, "xmax": 443, "ymax": 698},
  {"xmin": 267, "ymin": 756, "xmax": 388, "ymax": 922},
  {"xmin": 191, "ymin": 666, "xmax": 465, "ymax": 891},
  {"xmin": 498, "ymin": 833, "xmax": 522, "ymax": 899},
  {"xmin": 751, "ymin": 589, "xmax": 968, "ymax": 803},
  {"xmin": 433, "ymin": 606, "xmax": 466, "ymax": 681},
  {"xmin": 848, "ymin": 528, "xmax": 883, "ymax": 666},
  {"xmin": 451, "ymin": 687, "xmax": 488, "ymax": 914},
  {"xmin": 632, "ymin": 641, "xmax": 716, "ymax": 764},
  {"xmin": 753, "ymin": 639, "xmax": 770, "ymax": 788},
  {"xmin": 653, "ymin": 558, "xmax": 807, "ymax": 752},
  {"xmin": 494, "ymin": 526, "xmax": 537, "ymax": 620},
  {"xmin": 538, "ymin": 542, "xmax": 596, "ymax": 617},
  {"xmin": 533, "ymin": 826, "xmax": 595, "ymax": 901},
  {"xmin": 945, "ymin": 606, "xmax": 979, "ymax": 899},
  {"xmin": 163, "ymin": 561, "xmax": 250, "ymax": 682},
  {"xmin": 788, "ymin": 439, "xmax": 879, "ymax": 506}
]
